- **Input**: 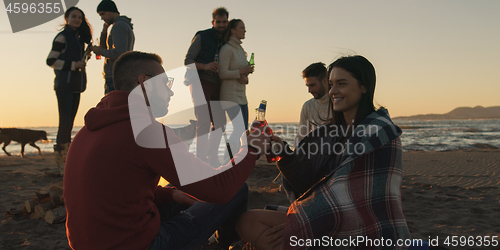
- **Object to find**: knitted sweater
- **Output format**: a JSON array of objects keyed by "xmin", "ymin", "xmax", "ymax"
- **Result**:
[
  {"xmin": 219, "ymin": 36, "xmax": 249, "ymax": 105},
  {"xmin": 295, "ymin": 94, "xmax": 332, "ymax": 147}
]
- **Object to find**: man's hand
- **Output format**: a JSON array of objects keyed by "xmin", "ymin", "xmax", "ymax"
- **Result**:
[
  {"xmin": 84, "ymin": 45, "xmax": 92, "ymax": 59},
  {"xmin": 102, "ymin": 22, "xmax": 109, "ymax": 31},
  {"xmin": 204, "ymin": 62, "xmax": 219, "ymax": 73},
  {"xmin": 271, "ymin": 135, "xmax": 285, "ymax": 152},
  {"xmin": 172, "ymin": 189, "xmax": 197, "ymax": 207},
  {"xmin": 75, "ymin": 61, "xmax": 86, "ymax": 69},
  {"xmin": 241, "ymin": 126, "xmax": 272, "ymax": 155},
  {"xmin": 91, "ymin": 46, "xmax": 103, "ymax": 56}
]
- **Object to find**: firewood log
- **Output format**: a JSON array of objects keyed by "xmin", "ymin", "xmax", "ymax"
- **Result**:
[
  {"xmin": 34, "ymin": 203, "xmax": 54, "ymax": 218},
  {"xmin": 49, "ymin": 186, "xmax": 64, "ymax": 207},
  {"xmin": 44, "ymin": 206, "xmax": 67, "ymax": 224},
  {"xmin": 35, "ymin": 190, "xmax": 50, "ymax": 201},
  {"xmin": 36, "ymin": 181, "xmax": 63, "ymax": 196},
  {"xmin": 25, "ymin": 198, "xmax": 39, "ymax": 213}
]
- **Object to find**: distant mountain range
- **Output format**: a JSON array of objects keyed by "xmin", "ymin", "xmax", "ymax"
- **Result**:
[{"xmin": 394, "ymin": 106, "xmax": 500, "ymax": 120}]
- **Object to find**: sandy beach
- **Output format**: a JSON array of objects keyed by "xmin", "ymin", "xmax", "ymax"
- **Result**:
[{"xmin": 1, "ymin": 149, "xmax": 499, "ymax": 249}]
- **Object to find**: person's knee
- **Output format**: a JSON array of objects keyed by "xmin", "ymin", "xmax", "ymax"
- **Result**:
[
  {"xmin": 235, "ymin": 210, "xmax": 257, "ymax": 242},
  {"xmin": 236, "ymin": 183, "xmax": 249, "ymax": 200},
  {"xmin": 240, "ymin": 183, "xmax": 248, "ymax": 193}
]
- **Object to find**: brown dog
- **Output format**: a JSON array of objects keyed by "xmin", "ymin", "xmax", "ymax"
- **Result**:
[{"xmin": 0, "ymin": 128, "xmax": 48, "ymax": 157}]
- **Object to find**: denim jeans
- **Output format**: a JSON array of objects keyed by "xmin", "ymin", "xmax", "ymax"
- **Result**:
[
  {"xmin": 225, "ymin": 104, "xmax": 249, "ymax": 150},
  {"xmin": 55, "ymin": 90, "xmax": 80, "ymax": 145},
  {"xmin": 105, "ymin": 78, "xmax": 115, "ymax": 94},
  {"xmin": 149, "ymin": 183, "xmax": 248, "ymax": 250}
]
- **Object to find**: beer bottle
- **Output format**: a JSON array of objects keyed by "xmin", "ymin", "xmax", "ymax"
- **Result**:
[
  {"xmin": 249, "ymin": 53, "xmax": 254, "ymax": 66},
  {"xmin": 83, "ymin": 46, "xmax": 92, "ymax": 63},
  {"xmin": 95, "ymin": 38, "xmax": 101, "ymax": 60},
  {"xmin": 250, "ymin": 100, "xmax": 282, "ymax": 162},
  {"xmin": 213, "ymin": 53, "xmax": 219, "ymax": 76}
]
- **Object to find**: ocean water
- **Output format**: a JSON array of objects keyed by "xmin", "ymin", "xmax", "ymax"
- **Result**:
[
  {"xmin": 1, "ymin": 118, "xmax": 499, "ymax": 157},
  {"xmin": 268, "ymin": 119, "xmax": 500, "ymax": 152},
  {"xmin": 393, "ymin": 118, "xmax": 500, "ymax": 151}
]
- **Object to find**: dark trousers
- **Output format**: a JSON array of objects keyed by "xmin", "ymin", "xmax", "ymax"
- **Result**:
[
  {"xmin": 55, "ymin": 90, "xmax": 80, "ymax": 145},
  {"xmin": 225, "ymin": 104, "xmax": 249, "ymax": 149},
  {"xmin": 150, "ymin": 184, "xmax": 248, "ymax": 250},
  {"xmin": 105, "ymin": 78, "xmax": 115, "ymax": 94},
  {"xmin": 190, "ymin": 79, "xmax": 227, "ymax": 162}
]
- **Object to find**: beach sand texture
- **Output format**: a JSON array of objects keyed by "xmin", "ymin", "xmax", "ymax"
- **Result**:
[{"xmin": 1, "ymin": 150, "xmax": 499, "ymax": 249}]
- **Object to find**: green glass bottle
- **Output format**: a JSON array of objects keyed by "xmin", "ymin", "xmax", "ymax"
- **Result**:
[{"xmin": 249, "ymin": 53, "xmax": 254, "ymax": 66}]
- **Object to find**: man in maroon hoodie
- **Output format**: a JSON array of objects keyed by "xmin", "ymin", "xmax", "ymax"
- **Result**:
[{"xmin": 64, "ymin": 51, "xmax": 271, "ymax": 250}]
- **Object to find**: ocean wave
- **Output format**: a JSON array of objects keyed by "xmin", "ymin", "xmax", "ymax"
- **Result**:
[
  {"xmin": 398, "ymin": 125, "xmax": 426, "ymax": 130},
  {"xmin": 463, "ymin": 128, "xmax": 481, "ymax": 132}
]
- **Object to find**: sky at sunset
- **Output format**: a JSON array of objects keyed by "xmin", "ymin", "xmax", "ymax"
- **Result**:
[{"xmin": 1, "ymin": 0, "xmax": 499, "ymax": 127}]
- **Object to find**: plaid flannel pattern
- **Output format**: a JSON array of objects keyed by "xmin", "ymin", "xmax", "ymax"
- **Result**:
[{"xmin": 283, "ymin": 109, "xmax": 410, "ymax": 250}]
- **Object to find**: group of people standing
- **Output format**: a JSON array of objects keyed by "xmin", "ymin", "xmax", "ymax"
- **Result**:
[
  {"xmin": 51, "ymin": 3, "xmax": 411, "ymax": 250},
  {"xmin": 46, "ymin": 0, "xmax": 134, "ymax": 173},
  {"xmin": 185, "ymin": 7, "xmax": 254, "ymax": 167},
  {"xmin": 46, "ymin": 4, "xmax": 254, "ymax": 172}
]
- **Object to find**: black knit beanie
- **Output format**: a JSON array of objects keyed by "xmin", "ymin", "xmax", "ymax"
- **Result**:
[{"xmin": 96, "ymin": 0, "xmax": 119, "ymax": 14}]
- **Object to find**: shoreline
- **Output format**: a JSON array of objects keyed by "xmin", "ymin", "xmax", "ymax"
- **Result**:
[
  {"xmin": 1, "ymin": 145, "xmax": 498, "ymax": 159},
  {"xmin": 1, "ymin": 149, "xmax": 499, "ymax": 249}
]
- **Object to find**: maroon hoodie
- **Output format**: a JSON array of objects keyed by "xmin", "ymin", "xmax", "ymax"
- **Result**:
[{"xmin": 64, "ymin": 91, "xmax": 259, "ymax": 250}]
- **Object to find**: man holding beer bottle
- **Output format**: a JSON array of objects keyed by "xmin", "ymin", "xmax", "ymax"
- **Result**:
[
  {"xmin": 184, "ymin": 7, "xmax": 229, "ymax": 167},
  {"xmin": 91, "ymin": 0, "xmax": 135, "ymax": 94}
]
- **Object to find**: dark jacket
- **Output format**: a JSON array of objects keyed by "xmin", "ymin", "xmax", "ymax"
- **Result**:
[
  {"xmin": 50, "ymin": 26, "xmax": 87, "ymax": 92},
  {"xmin": 184, "ymin": 28, "xmax": 224, "ymax": 85},
  {"xmin": 278, "ymin": 124, "xmax": 341, "ymax": 198},
  {"xmin": 194, "ymin": 28, "xmax": 223, "ymax": 65}
]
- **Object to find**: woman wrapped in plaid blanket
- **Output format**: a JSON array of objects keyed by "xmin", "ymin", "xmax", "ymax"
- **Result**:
[{"xmin": 236, "ymin": 55, "xmax": 410, "ymax": 250}]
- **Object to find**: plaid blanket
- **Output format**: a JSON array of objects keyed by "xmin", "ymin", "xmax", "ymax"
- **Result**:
[{"xmin": 282, "ymin": 108, "xmax": 410, "ymax": 249}]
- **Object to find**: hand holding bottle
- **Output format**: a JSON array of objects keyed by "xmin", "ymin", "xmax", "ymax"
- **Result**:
[
  {"xmin": 204, "ymin": 62, "xmax": 219, "ymax": 73},
  {"xmin": 271, "ymin": 135, "xmax": 285, "ymax": 151},
  {"xmin": 239, "ymin": 64, "xmax": 254, "ymax": 75},
  {"xmin": 102, "ymin": 22, "xmax": 109, "ymax": 32},
  {"xmin": 242, "ymin": 125, "xmax": 272, "ymax": 155},
  {"xmin": 251, "ymin": 100, "xmax": 282, "ymax": 162},
  {"xmin": 93, "ymin": 38, "xmax": 101, "ymax": 60}
]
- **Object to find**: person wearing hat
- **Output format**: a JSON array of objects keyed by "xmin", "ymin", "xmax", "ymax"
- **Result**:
[{"xmin": 91, "ymin": 0, "xmax": 135, "ymax": 94}]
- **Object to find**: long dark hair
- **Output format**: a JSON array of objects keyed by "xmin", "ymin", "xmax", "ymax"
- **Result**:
[
  {"xmin": 63, "ymin": 7, "xmax": 92, "ymax": 44},
  {"xmin": 327, "ymin": 55, "xmax": 377, "ymax": 129},
  {"xmin": 223, "ymin": 19, "xmax": 242, "ymax": 42}
]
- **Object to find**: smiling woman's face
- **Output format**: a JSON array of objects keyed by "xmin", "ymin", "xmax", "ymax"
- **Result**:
[
  {"xmin": 329, "ymin": 67, "xmax": 366, "ymax": 122},
  {"xmin": 66, "ymin": 9, "xmax": 82, "ymax": 29}
]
